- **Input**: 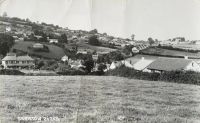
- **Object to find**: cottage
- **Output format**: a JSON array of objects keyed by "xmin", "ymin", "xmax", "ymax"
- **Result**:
[
  {"xmin": 146, "ymin": 57, "xmax": 200, "ymax": 73},
  {"xmin": 49, "ymin": 39, "xmax": 58, "ymax": 44},
  {"xmin": 132, "ymin": 47, "xmax": 139, "ymax": 53},
  {"xmin": 33, "ymin": 43, "xmax": 44, "ymax": 49},
  {"xmin": 1, "ymin": 53, "xmax": 35, "ymax": 69},
  {"xmin": 61, "ymin": 55, "xmax": 69, "ymax": 62},
  {"xmin": 110, "ymin": 61, "xmax": 123, "ymax": 70}
]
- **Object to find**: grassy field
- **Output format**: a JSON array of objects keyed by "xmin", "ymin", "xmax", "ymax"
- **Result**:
[
  {"xmin": 12, "ymin": 41, "xmax": 65, "ymax": 59},
  {"xmin": 142, "ymin": 47, "xmax": 200, "ymax": 58},
  {"xmin": 65, "ymin": 42, "xmax": 117, "ymax": 53},
  {"xmin": 173, "ymin": 44, "xmax": 200, "ymax": 51},
  {"xmin": 0, "ymin": 76, "xmax": 200, "ymax": 123}
]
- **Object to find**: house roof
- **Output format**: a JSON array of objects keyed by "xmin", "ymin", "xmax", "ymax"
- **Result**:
[
  {"xmin": 147, "ymin": 57, "xmax": 193, "ymax": 71},
  {"xmin": 17, "ymin": 56, "xmax": 34, "ymax": 61},
  {"xmin": 2, "ymin": 55, "xmax": 34, "ymax": 61},
  {"xmin": 2, "ymin": 55, "xmax": 17, "ymax": 61},
  {"xmin": 133, "ymin": 59, "xmax": 154, "ymax": 70}
]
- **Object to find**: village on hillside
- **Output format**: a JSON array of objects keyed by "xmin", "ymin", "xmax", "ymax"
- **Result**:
[{"xmin": 0, "ymin": 15, "xmax": 200, "ymax": 76}]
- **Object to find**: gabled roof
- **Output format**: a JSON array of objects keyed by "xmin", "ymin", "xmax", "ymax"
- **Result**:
[
  {"xmin": 2, "ymin": 55, "xmax": 17, "ymax": 61},
  {"xmin": 147, "ymin": 57, "xmax": 193, "ymax": 71},
  {"xmin": 133, "ymin": 59, "xmax": 154, "ymax": 70},
  {"xmin": 17, "ymin": 56, "xmax": 34, "ymax": 61},
  {"xmin": 2, "ymin": 55, "xmax": 34, "ymax": 61}
]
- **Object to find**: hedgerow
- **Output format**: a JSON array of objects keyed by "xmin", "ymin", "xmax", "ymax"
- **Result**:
[{"xmin": 105, "ymin": 66, "xmax": 200, "ymax": 85}]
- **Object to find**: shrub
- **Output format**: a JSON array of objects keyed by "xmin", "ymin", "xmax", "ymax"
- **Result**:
[
  {"xmin": 56, "ymin": 69, "xmax": 86, "ymax": 75},
  {"xmin": 105, "ymin": 66, "xmax": 200, "ymax": 85},
  {"xmin": 0, "ymin": 69, "xmax": 25, "ymax": 75}
]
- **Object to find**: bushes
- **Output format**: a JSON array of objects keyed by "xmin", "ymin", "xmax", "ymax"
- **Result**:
[
  {"xmin": 0, "ymin": 69, "xmax": 25, "ymax": 75},
  {"xmin": 105, "ymin": 66, "xmax": 200, "ymax": 85},
  {"xmin": 56, "ymin": 69, "xmax": 86, "ymax": 75}
]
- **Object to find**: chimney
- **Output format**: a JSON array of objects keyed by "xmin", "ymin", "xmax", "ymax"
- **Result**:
[{"xmin": 184, "ymin": 56, "xmax": 188, "ymax": 59}]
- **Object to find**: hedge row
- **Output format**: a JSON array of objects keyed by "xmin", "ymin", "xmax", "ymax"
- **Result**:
[
  {"xmin": 0, "ymin": 69, "xmax": 25, "ymax": 75},
  {"xmin": 105, "ymin": 66, "xmax": 200, "ymax": 85}
]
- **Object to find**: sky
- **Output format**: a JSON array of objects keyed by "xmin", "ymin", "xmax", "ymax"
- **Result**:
[{"xmin": 0, "ymin": 0, "xmax": 200, "ymax": 40}]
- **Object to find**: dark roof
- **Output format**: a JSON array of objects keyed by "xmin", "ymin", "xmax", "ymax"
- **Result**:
[{"xmin": 147, "ymin": 57, "xmax": 193, "ymax": 71}]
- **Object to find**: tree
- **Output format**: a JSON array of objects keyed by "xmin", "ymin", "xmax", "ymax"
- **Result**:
[
  {"xmin": 109, "ymin": 51, "xmax": 124, "ymax": 61},
  {"xmin": 89, "ymin": 29, "xmax": 98, "ymax": 34},
  {"xmin": 148, "ymin": 37, "xmax": 155, "ymax": 46},
  {"xmin": 88, "ymin": 35, "xmax": 101, "ymax": 46},
  {"xmin": 2, "ymin": 12, "xmax": 7, "ymax": 17},
  {"xmin": 131, "ymin": 34, "xmax": 135, "ymax": 41},
  {"xmin": 58, "ymin": 34, "xmax": 68, "ymax": 43},
  {"xmin": 98, "ymin": 63, "xmax": 107, "ymax": 72},
  {"xmin": 83, "ymin": 59, "xmax": 94, "ymax": 73},
  {"xmin": 0, "ymin": 34, "xmax": 14, "ymax": 56}
]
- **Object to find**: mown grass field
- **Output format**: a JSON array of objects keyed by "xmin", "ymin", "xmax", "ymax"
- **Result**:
[
  {"xmin": 12, "ymin": 41, "xmax": 65, "ymax": 59},
  {"xmin": 0, "ymin": 76, "xmax": 200, "ymax": 123}
]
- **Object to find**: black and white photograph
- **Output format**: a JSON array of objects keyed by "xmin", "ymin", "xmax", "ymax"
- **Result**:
[{"xmin": 0, "ymin": 0, "xmax": 200, "ymax": 122}]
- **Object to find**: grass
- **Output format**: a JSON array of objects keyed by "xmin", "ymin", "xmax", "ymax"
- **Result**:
[
  {"xmin": 65, "ymin": 42, "xmax": 117, "ymax": 53},
  {"xmin": 12, "ymin": 41, "xmax": 65, "ymax": 59},
  {"xmin": 142, "ymin": 47, "xmax": 200, "ymax": 58},
  {"xmin": 0, "ymin": 76, "xmax": 200, "ymax": 123}
]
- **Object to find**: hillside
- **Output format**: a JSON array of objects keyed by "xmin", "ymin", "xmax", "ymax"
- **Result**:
[
  {"xmin": 141, "ymin": 47, "xmax": 200, "ymax": 58},
  {"xmin": 12, "ymin": 41, "xmax": 65, "ymax": 59},
  {"xmin": 0, "ymin": 76, "xmax": 200, "ymax": 123}
]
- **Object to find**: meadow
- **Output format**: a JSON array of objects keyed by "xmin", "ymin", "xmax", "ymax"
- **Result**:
[
  {"xmin": 0, "ymin": 76, "xmax": 200, "ymax": 123},
  {"xmin": 142, "ymin": 47, "xmax": 200, "ymax": 58},
  {"xmin": 12, "ymin": 41, "xmax": 66, "ymax": 59}
]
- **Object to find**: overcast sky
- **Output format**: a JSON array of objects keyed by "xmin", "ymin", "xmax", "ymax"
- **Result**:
[{"xmin": 0, "ymin": 0, "xmax": 200, "ymax": 40}]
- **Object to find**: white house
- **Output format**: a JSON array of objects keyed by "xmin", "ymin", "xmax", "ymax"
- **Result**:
[
  {"xmin": 61, "ymin": 55, "xmax": 69, "ymax": 62},
  {"xmin": 33, "ymin": 43, "xmax": 44, "ymax": 49},
  {"xmin": 132, "ymin": 47, "xmax": 139, "ymax": 53},
  {"xmin": 49, "ymin": 39, "xmax": 58, "ymax": 44},
  {"xmin": 110, "ymin": 61, "xmax": 123, "ymax": 70},
  {"xmin": 2, "ymin": 53, "xmax": 35, "ymax": 69}
]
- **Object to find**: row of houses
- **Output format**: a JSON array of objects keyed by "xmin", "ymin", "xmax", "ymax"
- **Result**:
[{"xmin": 110, "ymin": 56, "xmax": 200, "ymax": 73}]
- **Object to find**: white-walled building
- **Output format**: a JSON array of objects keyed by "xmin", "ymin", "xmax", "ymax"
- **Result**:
[{"xmin": 2, "ymin": 53, "xmax": 35, "ymax": 69}]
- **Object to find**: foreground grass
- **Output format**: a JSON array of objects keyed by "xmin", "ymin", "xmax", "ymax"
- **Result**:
[{"xmin": 0, "ymin": 76, "xmax": 200, "ymax": 123}]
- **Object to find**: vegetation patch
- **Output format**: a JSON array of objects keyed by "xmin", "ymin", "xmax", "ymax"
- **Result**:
[
  {"xmin": 0, "ymin": 69, "xmax": 25, "ymax": 75},
  {"xmin": 105, "ymin": 66, "xmax": 200, "ymax": 85}
]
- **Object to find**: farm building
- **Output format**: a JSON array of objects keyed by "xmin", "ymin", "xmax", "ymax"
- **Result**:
[{"xmin": 146, "ymin": 57, "xmax": 200, "ymax": 73}]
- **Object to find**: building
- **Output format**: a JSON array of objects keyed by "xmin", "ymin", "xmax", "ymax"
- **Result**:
[
  {"xmin": 123, "ymin": 57, "xmax": 154, "ymax": 71},
  {"xmin": 61, "ymin": 55, "xmax": 69, "ymax": 62},
  {"xmin": 49, "ymin": 39, "xmax": 58, "ymax": 44},
  {"xmin": 110, "ymin": 61, "xmax": 123, "ymax": 70},
  {"xmin": 132, "ymin": 47, "xmax": 139, "ymax": 53},
  {"xmin": 33, "ymin": 43, "xmax": 44, "ymax": 49},
  {"xmin": 146, "ymin": 57, "xmax": 200, "ymax": 73},
  {"xmin": 1, "ymin": 53, "xmax": 35, "ymax": 69}
]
